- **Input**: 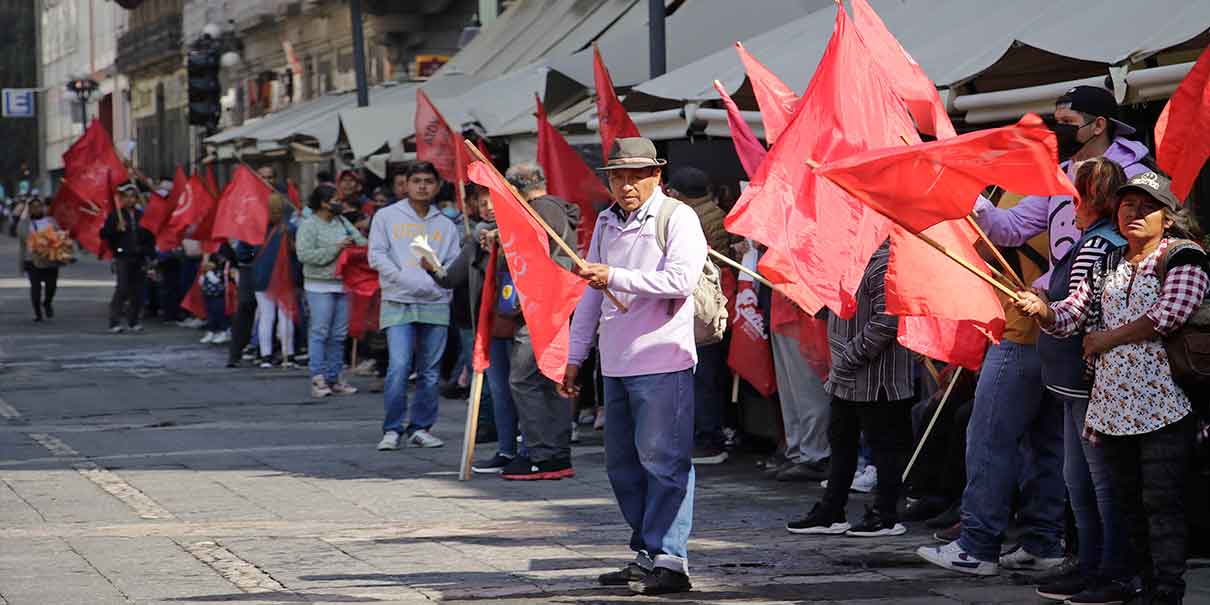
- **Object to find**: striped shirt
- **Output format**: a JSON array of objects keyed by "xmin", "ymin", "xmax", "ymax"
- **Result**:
[
  {"xmin": 1066, "ymin": 235, "xmax": 1115, "ymax": 292},
  {"xmin": 824, "ymin": 243, "xmax": 915, "ymax": 402}
]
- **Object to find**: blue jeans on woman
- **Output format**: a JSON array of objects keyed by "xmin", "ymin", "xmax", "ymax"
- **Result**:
[
  {"xmin": 305, "ymin": 291, "xmax": 348, "ymax": 383},
  {"xmin": 382, "ymin": 322, "xmax": 446, "ymax": 434},
  {"xmin": 1060, "ymin": 394, "xmax": 1128, "ymax": 581}
]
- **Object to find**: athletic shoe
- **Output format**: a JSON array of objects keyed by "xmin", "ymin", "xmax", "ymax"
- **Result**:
[
  {"xmin": 598, "ymin": 563, "xmax": 648, "ymax": 586},
  {"xmin": 200, "ymin": 331, "xmax": 216, "ymax": 344},
  {"xmin": 109, "ymin": 324, "xmax": 125, "ymax": 334},
  {"xmin": 43, "ymin": 302, "xmax": 54, "ymax": 318},
  {"xmin": 257, "ymin": 357, "xmax": 275, "ymax": 369},
  {"xmin": 916, "ymin": 541, "xmax": 998, "ymax": 576},
  {"xmin": 311, "ymin": 375, "xmax": 333, "ymax": 398},
  {"xmin": 786, "ymin": 502, "xmax": 850, "ymax": 535},
  {"xmin": 352, "ymin": 359, "xmax": 377, "ymax": 376},
  {"xmin": 471, "ymin": 453, "xmax": 514, "ymax": 474},
  {"xmin": 280, "ymin": 356, "xmax": 298, "ymax": 369},
  {"xmin": 570, "ymin": 423, "xmax": 581, "ymax": 444},
  {"xmin": 212, "ymin": 330, "xmax": 231, "ymax": 344},
  {"xmin": 902, "ymin": 496, "xmax": 950, "ymax": 523},
  {"xmin": 851, "ymin": 465, "xmax": 877, "ymax": 493},
  {"xmin": 408, "ymin": 429, "xmax": 444, "ymax": 448},
  {"xmin": 777, "ymin": 461, "xmax": 829, "ymax": 482},
  {"xmin": 926, "ymin": 503, "xmax": 961, "ymax": 529},
  {"xmin": 628, "ymin": 567, "xmax": 692, "ymax": 595},
  {"xmin": 934, "ymin": 521, "xmax": 961, "ymax": 543},
  {"xmin": 501, "ymin": 457, "xmax": 575, "ymax": 480},
  {"xmin": 691, "ymin": 447, "xmax": 729, "ymax": 465},
  {"xmin": 376, "ymin": 431, "xmax": 400, "ymax": 451},
  {"xmin": 1035, "ymin": 571, "xmax": 1087, "ymax": 602},
  {"xmin": 999, "ymin": 545, "xmax": 1065, "ymax": 571},
  {"xmin": 329, "ymin": 379, "xmax": 358, "ymax": 395},
  {"xmin": 845, "ymin": 506, "xmax": 906, "ymax": 537},
  {"xmin": 128, "ymin": 323, "xmax": 144, "ymax": 333},
  {"xmin": 1066, "ymin": 580, "xmax": 1131, "ymax": 605}
]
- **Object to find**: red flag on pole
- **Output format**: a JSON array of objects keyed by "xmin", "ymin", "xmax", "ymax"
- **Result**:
[
  {"xmin": 1156, "ymin": 44, "xmax": 1210, "ymax": 202},
  {"xmin": 62, "ymin": 119, "xmax": 129, "ymax": 210},
  {"xmin": 415, "ymin": 88, "xmax": 469, "ymax": 213},
  {"xmin": 182, "ymin": 277, "xmax": 207, "ymax": 320},
  {"xmin": 335, "ymin": 245, "xmax": 381, "ymax": 340},
  {"xmin": 735, "ymin": 42, "xmax": 799, "ymax": 146},
  {"xmin": 141, "ymin": 166, "xmax": 186, "ymax": 235},
  {"xmin": 593, "ymin": 45, "xmax": 640, "ymax": 156},
  {"xmin": 160, "ymin": 174, "xmax": 217, "ymax": 251},
  {"xmin": 467, "ymin": 161, "xmax": 588, "ymax": 383},
  {"xmin": 472, "ymin": 243, "xmax": 501, "ymax": 372},
  {"xmin": 712, "ymin": 80, "xmax": 767, "ymax": 179},
  {"xmin": 536, "ymin": 94, "xmax": 611, "ymax": 255},
  {"xmin": 52, "ymin": 178, "xmax": 111, "ymax": 259},
  {"xmin": 814, "ymin": 114, "xmax": 1077, "ymax": 233},
  {"xmin": 728, "ymin": 250, "xmax": 777, "ymax": 396},
  {"xmin": 265, "ymin": 226, "xmax": 299, "ymax": 322},
  {"xmin": 212, "ymin": 164, "xmax": 273, "ymax": 246},
  {"xmin": 286, "ymin": 179, "xmax": 302, "ymax": 210}
]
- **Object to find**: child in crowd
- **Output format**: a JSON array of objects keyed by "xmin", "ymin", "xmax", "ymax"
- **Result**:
[{"xmin": 199, "ymin": 255, "xmax": 230, "ymax": 344}]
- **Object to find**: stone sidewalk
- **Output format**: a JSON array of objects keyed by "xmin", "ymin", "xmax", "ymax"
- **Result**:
[{"xmin": 1, "ymin": 241, "xmax": 1207, "ymax": 604}]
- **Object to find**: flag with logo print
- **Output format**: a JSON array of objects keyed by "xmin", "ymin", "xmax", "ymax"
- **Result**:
[
  {"xmin": 212, "ymin": 164, "xmax": 273, "ymax": 246},
  {"xmin": 727, "ymin": 247, "xmax": 777, "ymax": 396}
]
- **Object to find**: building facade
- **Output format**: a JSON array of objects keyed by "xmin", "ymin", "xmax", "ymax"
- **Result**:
[
  {"xmin": 117, "ymin": 0, "xmax": 188, "ymax": 181},
  {"xmin": 0, "ymin": 0, "xmax": 40, "ymax": 196}
]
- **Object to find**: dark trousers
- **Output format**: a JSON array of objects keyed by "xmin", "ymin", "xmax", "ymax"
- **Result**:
[
  {"xmin": 510, "ymin": 325, "xmax": 572, "ymax": 463},
  {"xmin": 1102, "ymin": 417, "xmax": 1194, "ymax": 598},
  {"xmin": 227, "ymin": 267, "xmax": 257, "ymax": 363},
  {"xmin": 908, "ymin": 395, "xmax": 973, "ymax": 502},
  {"xmin": 822, "ymin": 396, "xmax": 914, "ymax": 522},
  {"xmin": 26, "ymin": 264, "xmax": 58, "ymax": 318},
  {"xmin": 109, "ymin": 258, "xmax": 145, "ymax": 327},
  {"xmin": 693, "ymin": 342, "xmax": 727, "ymax": 450},
  {"xmin": 158, "ymin": 257, "xmax": 183, "ymax": 321}
]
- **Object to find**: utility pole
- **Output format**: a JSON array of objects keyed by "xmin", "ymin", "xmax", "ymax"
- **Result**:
[
  {"xmin": 350, "ymin": 0, "xmax": 369, "ymax": 107},
  {"xmin": 648, "ymin": 0, "xmax": 666, "ymax": 78}
]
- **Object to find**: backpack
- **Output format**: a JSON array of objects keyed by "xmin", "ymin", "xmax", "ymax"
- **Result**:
[
  {"xmin": 1155, "ymin": 239, "xmax": 1210, "ymax": 414},
  {"xmin": 654, "ymin": 198, "xmax": 729, "ymax": 346}
]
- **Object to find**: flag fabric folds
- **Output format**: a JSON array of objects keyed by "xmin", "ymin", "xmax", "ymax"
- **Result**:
[
  {"xmin": 265, "ymin": 226, "xmax": 299, "ymax": 322},
  {"xmin": 472, "ymin": 243, "xmax": 501, "ymax": 372},
  {"xmin": 468, "ymin": 161, "xmax": 588, "ymax": 383},
  {"xmin": 593, "ymin": 45, "xmax": 640, "ymax": 156},
  {"xmin": 161, "ymin": 174, "xmax": 217, "ymax": 251},
  {"xmin": 335, "ymin": 245, "xmax": 381, "ymax": 340},
  {"xmin": 1155, "ymin": 44, "xmax": 1210, "ymax": 202},
  {"xmin": 212, "ymin": 164, "xmax": 273, "ymax": 246},
  {"xmin": 536, "ymin": 95, "xmax": 612, "ymax": 255},
  {"xmin": 728, "ymin": 248, "xmax": 777, "ymax": 396},
  {"xmin": 51, "ymin": 179, "xmax": 110, "ymax": 259},
  {"xmin": 713, "ymin": 80, "xmax": 767, "ymax": 179},
  {"xmin": 415, "ymin": 88, "xmax": 469, "ymax": 212},
  {"xmin": 141, "ymin": 166, "xmax": 186, "ymax": 236},
  {"xmin": 62, "ymin": 119, "xmax": 129, "ymax": 205},
  {"xmin": 286, "ymin": 179, "xmax": 303, "ymax": 211},
  {"xmin": 182, "ymin": 278, "xmax": 207, "ymax": 320},
  {"xmin": 735, "ymin": 42, "xmax": 799, "ymax": 146}
]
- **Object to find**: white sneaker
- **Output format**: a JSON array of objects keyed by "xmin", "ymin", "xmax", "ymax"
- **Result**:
[
  {"xmin": 129, "ymin": 324, "xmax": 144, "ymax": 333},
  {"xmin": 200, "ymin": 331, "xmax": 216, "ymax": 344},
  {"xmin": 329, "ymin": 379, "xmax": 358, "ymax": 395},
  {"xmin": 917, "ymin": 541, "xmax": 999, "ymax": 576},
  {"xmin": 188, "ymin": 317, "xmax": 206, "ymax": 328},
  {"xmin": 353, "ymin": 359, "xmax": 377, "ymax": 377},
  {"xmin": 408, "ymin": 429, "xmax": 444, "ymax": 448},
  {"xmin": 570, "ymin": 423, "xmax": 581, "ymax": 444},
  {"xmin": 376, "ymin": 431, "xmax": 400, "ymax": 451},
  {"xmin": 852, "ymin": 465, "xmax": 877, "ymax": 493},
  {"xmin": 998, "ymin": 545, "xmax": 1065, "ymax": 571},
  {"xmin": 311, "ymin": 375, "xmax": 333, "ymax": 398},
  {"xmin": 109, "ymin": 325, "xmax": 125, "ymax": 334},
  {"xmin": 212, "ymin": 330, "xmax": 230, "ymax": 344}
]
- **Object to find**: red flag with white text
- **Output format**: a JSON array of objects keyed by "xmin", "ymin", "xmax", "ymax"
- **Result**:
[
  {"xmin": 212, "ymin": 164, "xmax": 273, "ymax": 246},
  {"xmin": 62, "ymin": 119, "xmax": 129, "ymax": 205},
  {"xmin": 415, "ymin": 88, "xmax": 469, "ymax": 213},
  {"xmin": 727, "ymin": 248, "xmax": 777, "ymax": 396},
  {"xmin": 52, "ymin": 178, "xmax": 110, "ymax": 259}
]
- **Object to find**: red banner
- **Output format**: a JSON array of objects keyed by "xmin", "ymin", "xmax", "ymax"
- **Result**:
[
  {"xmin": 212, "ymin": 165, "xmax": 273, "ymax": 246},
  {"xmin": 593, "ymin": 45, "xmax": 640, "ymax": 156},
  {"xmin": 536, "ymin": 95, "xmax": 611, "ymax": 255},
  {"xmin": 62, "ymin": 119, "xmax": 128, "ymax": 205},
  {"xmin": 335, "ymin": 245, "xmax": 381, "ymax": 340},
  {"xmin": 713, "ymin": 80, "xmax": 767, "ymax": 179},
  {"xmin": 1156, "ymin": 44, "xmax": 1210, "ymax": 201},
  {"xmin": 728, "ymin": 275, "xmax": 777, "ymax": 397},
  {"xmin": 52, "ymin": 179, "xmax": 110, "ymax": 259},
  {"xmin": 735, "ymin": 42, "xmax": 799, "ymax": 146}
]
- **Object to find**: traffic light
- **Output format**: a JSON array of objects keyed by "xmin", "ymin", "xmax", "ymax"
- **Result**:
[{"xmin": 187, "ymin": 44, "xmax": 222, "ymax": 129}]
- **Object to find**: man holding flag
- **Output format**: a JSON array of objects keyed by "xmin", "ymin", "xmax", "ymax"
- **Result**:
[
  {"xmin": 100, "ymin": 183, "xmax": 156, "ymax": 333},
  {"xmin": 563, "ymin": 138, "xmax": 706, "ymax": 595}
]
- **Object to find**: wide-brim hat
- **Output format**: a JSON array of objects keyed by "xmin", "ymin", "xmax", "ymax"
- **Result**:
[
  {"xmin": 599, "ymin": 137, "xmax": 667, "ymax": 171},
  {"xmin": 1117, "ymin": 170, "xmax": 1181, "ymax": 211}
]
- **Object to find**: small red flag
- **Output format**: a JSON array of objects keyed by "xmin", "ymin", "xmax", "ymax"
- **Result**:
[
  {"xmin": 1156, "ymin": 44, "xmax": 1210, "ymax": 202},
  {"xmin": 286, "ymin": 179, "xmax": 302, "ymax": 210},
  {"xmin": 728, "ymin": 254, "xmax": 777, "ymax": 396},
  {"xmin": 735, "ymin": 42, "xmax": 799, "ymax": 146},
  {"xmin": 52, "ymin": 178, "xmax": 110, "ymax": 259},
  {"xmin": 815, "ymin": 114, "xmax": 1077, "ymax": 233},
  {"xmin": 264, "ymin": 226, "xmax": 298, "ymax": 322},
  {"xmin": 713, "ymin": 80, "xmax": 767, "ymax": 179},
  {"xmin": 472, "ymin": 243, "xmax": 501, "ymax": 372},
  {"xmin": 593, "ymin": 45, "xmax": 640, "ymax": 156},
  {"xmin": 415, "ymin": 89, "xmax": 470, "ymax": 213},
  {"xmin": 536, "ymin": 94, "xmax": 611, "ymax": 255},
  {"xmin": 335, "ymin": 245, "xmax": 381, "ymax": 339},
  {"xmin": 468, "ymin": 161, "xmax": 588, "ymax": 383},
  {"xmin": 212, "ymin": 165, "xmax": 273, "ymax": 246},
  {"xmin": 182, "ymin": 277, "xmax": 207, "ymax": 320},
  {"xmin": 161, "ymin": 174, "xmax": 217, "ymax": 251}
]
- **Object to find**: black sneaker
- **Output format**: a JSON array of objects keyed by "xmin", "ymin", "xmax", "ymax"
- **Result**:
[
  {"xmin": 846, "ymin": 505, "xmax": 906, "ymax": 537},
  {"xmin": 691, "ymin": 446, "xmax": 728, "ymax": 465},
  {"xmin": 598, "ymin": 563, "xmax": 648, "ymax": 586},
  {"xmin": 628, "ymin": 567, "xmax": 691, "ymax": 595},
  {"xmin": 1035, "ymin": 572, "xmax": 1088, "ymax": 602},
  {"xmin": 925, "ymin": 502, "xmax": 961, "ymax": 529},
  {"xmin": 43, "ymin": 302, "xmax": 54, "ymax": 318},
  {"xmin": 471, "ymin": 453, "xmax": 513, "ymax": 474},
  {"xmin": 902, "ymin": 496, "xmax": 949, "ymax": 523},
  {"xmin": 501, "ymin": 457, "xmax": 575, "ymax": 481},
  {"xmin": 1067, "ymin": 580, "xmax": 1131, "ymax": 605},
  {"xmin": 786, "ymin": 502, "xmax": 850, "ymax": 535}
]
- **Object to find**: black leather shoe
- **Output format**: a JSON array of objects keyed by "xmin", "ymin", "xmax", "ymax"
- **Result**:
[
  {"xmin": 598, "ymin": 563, "xmax": 647, "ymax": 586},
  {"xmin": 628, "ymin": 567, "xmax": 692, "ymax": 595}
]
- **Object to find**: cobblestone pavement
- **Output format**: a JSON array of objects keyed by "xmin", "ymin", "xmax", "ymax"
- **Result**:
[{"xmin": 2, "ymin": 239, "xmax": 1207, "ymax": 604}]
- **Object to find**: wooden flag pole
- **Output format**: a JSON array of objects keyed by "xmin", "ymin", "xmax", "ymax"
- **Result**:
[
  {"xmin": 351, "ymin": 337, "xmax": 359, "ymax": 371},
  {"xmin": 902, "ymin": 368, "xmax": 962, "ymax": 482},
  {"xmin": 730, "ymin": 373, "xmax": 741, "ymax": 404},
  {"xmin": 457, "ymin": 176, "xmax": 472, "ymax": 238},
  {"xmin": 920, "ymin": 357, "xmax": 942, "ymax": 387},
  {"xmin": 458, "ymin": 371, "xmax": 487, "ymax": 481},
  {"xmin": 462, "ymin": 139, "xmax": 629, "ymax": 312},
  {"xmin": 708, "ymin": 248, "xmax": 774, "ymax": 289}
]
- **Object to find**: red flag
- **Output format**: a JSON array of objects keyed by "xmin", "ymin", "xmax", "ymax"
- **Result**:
[
  {"xmin": 815, "ymin": 114, "xmax": 1077, "ymax": 233},
  {"xmin": 160, "ymin": 174, "xmax": 217, "ymax": 251},
  {"xmin": 713, "ymin": 80, "xmax": 767, "ymax": 179},
  {"xmin": 141, "ymin": 166, "xmax": 186, "ymax": 236},
  {"xmin": 593, "ymin": 45, "xmax": 640, "ymax": 156},
  {"xmin": 224, "ymin": 265, "xmax": 237, "ymax": 317},
  {"xmin": 265, "ymin": 227, "xmax": 299, "ymax": 322},
  {"xmin": 182, "ymin": 278, "xmax": 207, "ymax": 320},
  {"xmin": 724, "ymin": 5, "xmax": 917, "ymax": 317},
  {"xmin": 728, "ymin": 253, "xmax": 777, "ymax": 396},
  {"xmin": 335, "ymin": 245, "xmax": 381, "ymax": 340},
  {"xmin": 472, "ymin": 243, "xmax": 501, "ymax": 372},
  {"xmin": 204, "ymin": 165, "xmax": 220, "ymax": 199},
  {"xmin": 212, "ymin": 164, "xmax": 273, "ymax": 246},
  {"xmin": 851, "ymin": 0, "xmax": 955, "ymax": 140},
  {"xmin": 415, "ymin": 89, "xmax": 469, "ymax": 213},
  {"xmin": 468, "ymin": 161, "xmax": 588, "ymax": 383},
  {"xmin": 52, "ymin": 179, "xmax": 110, "ymax": 259},
  {"xmin": 735, "ymin": 42, "xmax": 799, "ymax": 146},
  {"xmin": 770, "ymin": 293, "xmax": 831, "ymax": 381},
  {"xmin": 1156, "ymin": 44, "xmax": 1210, "ymax": 202},
  {"xmin": 62, "ymin": 119, "xmax": 129, "ymax": 204},
  {"xmin": 286, "ymin": 179, "xmax": 302, "ymax": 210},
  {"xmin": 536, "ymin": 94, "xmax": 611, "ymax": 255}
]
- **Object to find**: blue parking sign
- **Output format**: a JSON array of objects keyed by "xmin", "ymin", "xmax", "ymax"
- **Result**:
[{"xmin": 3, "ymin": 89, "xmax": 36, "ymax": 118}]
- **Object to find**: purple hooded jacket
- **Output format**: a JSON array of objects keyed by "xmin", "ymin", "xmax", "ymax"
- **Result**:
[{"xmin": 973, "ymin": 136, "xmax": 1151, "ymax": 289}]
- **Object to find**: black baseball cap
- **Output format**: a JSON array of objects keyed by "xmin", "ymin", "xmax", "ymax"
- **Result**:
[
  {"xmin": 1055, "ymin": 85, "xmax": 1136, "ymax": 136},
  {"xmin": 1117, "ymin": 171, "xmax": 1181, "ymax": 211}
]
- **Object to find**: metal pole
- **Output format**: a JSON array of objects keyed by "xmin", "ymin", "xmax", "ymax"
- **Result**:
[
  {"xmin": 350, "ymin": 0, "xmax": 370, "ymax": 107},
  {"xmin": 648, "ymin": 0, "xmax": 665, "ymax": 78}
]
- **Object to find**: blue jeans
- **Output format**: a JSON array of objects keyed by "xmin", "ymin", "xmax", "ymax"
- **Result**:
[
  {"xmin": 958, "ymin": 340, "xmax": 1064, "ymax": 562},
  {"xmin": 693, "ymin": 343, "xmax": 726, "ymax": 450},
  {"xmin": 486, "ymin": 336, "xmax": 524, "ymax": 458},
  {"xmin": 455, "ymin": 327, "xmax": 474, "ymax": 382},
  {"xmin": 604, "ymin": 368, "xmax": 695, "ymax": 573},
  {"xmin": 305, "ymin": 291, "xmax": 349, "ymax": 383},
  {"xmin": 1060, "ymin": 395, "xmax": 1128, "ymax": 581},
  {"xmin": 383, "ymin": 322, "xmax": 447, "ymax": 434},
  {"xmin": 203, "ymin": 295, "xmax": 228, "ymax": 331}
]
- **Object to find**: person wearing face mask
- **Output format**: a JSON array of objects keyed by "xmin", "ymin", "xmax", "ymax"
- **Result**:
[{"xmin": 18, "ymin": 198, "xmax": 62, "ymax": 322}]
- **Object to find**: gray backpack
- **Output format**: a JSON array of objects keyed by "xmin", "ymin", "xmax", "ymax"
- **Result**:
[{"xmin": 654, "ymin": 198, "xmax": 729, "ymax": 346}]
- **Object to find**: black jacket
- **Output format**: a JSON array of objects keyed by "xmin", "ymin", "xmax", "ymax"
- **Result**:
[{"xmin": 99, "ymin": 208, "xmax": 155, "ymax": 260}]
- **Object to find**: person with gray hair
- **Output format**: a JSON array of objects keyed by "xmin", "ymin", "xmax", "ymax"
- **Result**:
[{"xmin": 504, "ymin": 161, "xmax": 547, "ymax": 195}]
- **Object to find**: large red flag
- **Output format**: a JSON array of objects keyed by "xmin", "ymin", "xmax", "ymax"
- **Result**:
[
  {"xmin": 814, "ymin": 114, "xmax": 1077, "ymax": 233},
  {"xmin": 265, "ymin": 226, "xmax": 299, "ymax": 322},
  {"xmin": 728, "ymin": 250, "xmax": 777, "ymax": 396},
  {"xmin": 593, "ymin": 45, "xmax": 640, "ymax": 156},
  {"xmin": 468, "ymin": 161, "xmax": 588, "ymax": 383},
  {"xmin": 160, "ymin": 174, "xmax": 216, "ymax": 251},
  {"xmin": 713, "ymin": 80, "xmax": 767, "ymax": 179},
  {"xmin": 415, "ymin": 89, "xmax": 469, "ymax": 212},
  {"xmin": 536, "ymin": 95, "xmax": 611, "ymax": 255},
  {"xmin": 52, "ymin": 179, "xmax": 110, "ymax": 259},
  {"xmin": 62, "ymin": 119, "xmax": 129, "ymax": 204},
  {"xmin": 735, "ymin": 42, "xmax": 799, "ymax": 146},
  {"xmin": 335, "ymin": 245, "xmax": 380, "ymax": 340},
  {"xmin": 212, "ymin": 164, "xmax": 273, "ymax": 246},
  {"xmin": 472, "ymin": 243, "xmax": 501, "ymax": 372},
  {"xmin": 851, "ymin": 0, "xmax": 955, "ymax": 140},
  {"xmin": 724, "ymin": 5, "xmax": 918, "ymax": 317},
  {"xmin": 1156, "ymin": 44, "xmax": 1210, "ymax": 202}
]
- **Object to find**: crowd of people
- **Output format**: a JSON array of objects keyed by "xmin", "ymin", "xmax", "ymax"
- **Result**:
[{"xmin": 14, "ymin": 85, "xmax": 1209, "ymax": 602}]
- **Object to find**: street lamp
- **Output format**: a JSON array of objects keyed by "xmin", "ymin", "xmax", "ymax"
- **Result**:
[{"xmin": 66, "ymin": 77, "xmax": 100, "ymax": 124}]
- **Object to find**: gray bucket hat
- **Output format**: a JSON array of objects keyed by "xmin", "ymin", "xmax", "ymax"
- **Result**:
[{"xmin": 599, "ymin": 137, "xmax": 667, "ymax": 171}]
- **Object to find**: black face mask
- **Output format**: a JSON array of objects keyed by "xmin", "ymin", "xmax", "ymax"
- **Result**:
[
  {"xmin": 1052, "ymin": 122, "xmax": 1090, "ymax": 161},
  {"xmin": 326, "ymin": 201, "xmax": 345, "ymax": 214}
]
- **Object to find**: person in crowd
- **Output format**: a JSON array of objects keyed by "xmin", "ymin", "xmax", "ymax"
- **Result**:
[
  {"xmin": 198, "ymin": 254, "xmax": 231, "ymax": 345},
  {"xmin": 225, "ymin": 236, "xmax": 260, "ymax": 367},
  {"xmin": 919, "ymin": 86, "xmax": 1151, "ymax": 577},
  {"xmin": 368, "ymin": 161, "xmax": 460, "ymax": 450},
  {"xmin": 100, "ymin": 183, "xmax": 155, "ymax": 333},
  {"xmin": 786, "ymin": 241, "xmax": 914, "ymax": 538},
  {"xmin": 901, "ymin": 365, "xmax": 978, "ymax": 532},
  {"xmin": 766, "ymin": 297, "xmax": 834, "ymax": 481},
  {"xmin": 563, "ymin": 138, "xmax": 707, "ymax": 595},
  {"xmin": 296, "ymin": 184, "xmax": 365, "ymax": 397},
  {"xmin": 665, "ymin": 166, "xmax": 736, "ymax": 466},
  {"xmin": 1017, "ymin": 171, "xmax": 1206, "ymax": 605},
  {"xmin": 362, "ymin": 186, "xmax": 391, "ymax": 219},
  {"xmin": 17, "ymin": 198, "xmax": 61, "ymax": 322},
  {"xmin": 257, "ymin": 164, "xmax": 288, "ymax": 195},
  {"xmin": 1029, "ymin": 158, "xmax": 1130, "ymax": 603},
  {"xmin": 239, "ymin": 194, "xmax": 298, "ymax": 368}
]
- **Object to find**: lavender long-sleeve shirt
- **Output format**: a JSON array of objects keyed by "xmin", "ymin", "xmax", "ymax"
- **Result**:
[{"xmin": 568, "ymin": 188, "xmax": 707, "ymax": 377}]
